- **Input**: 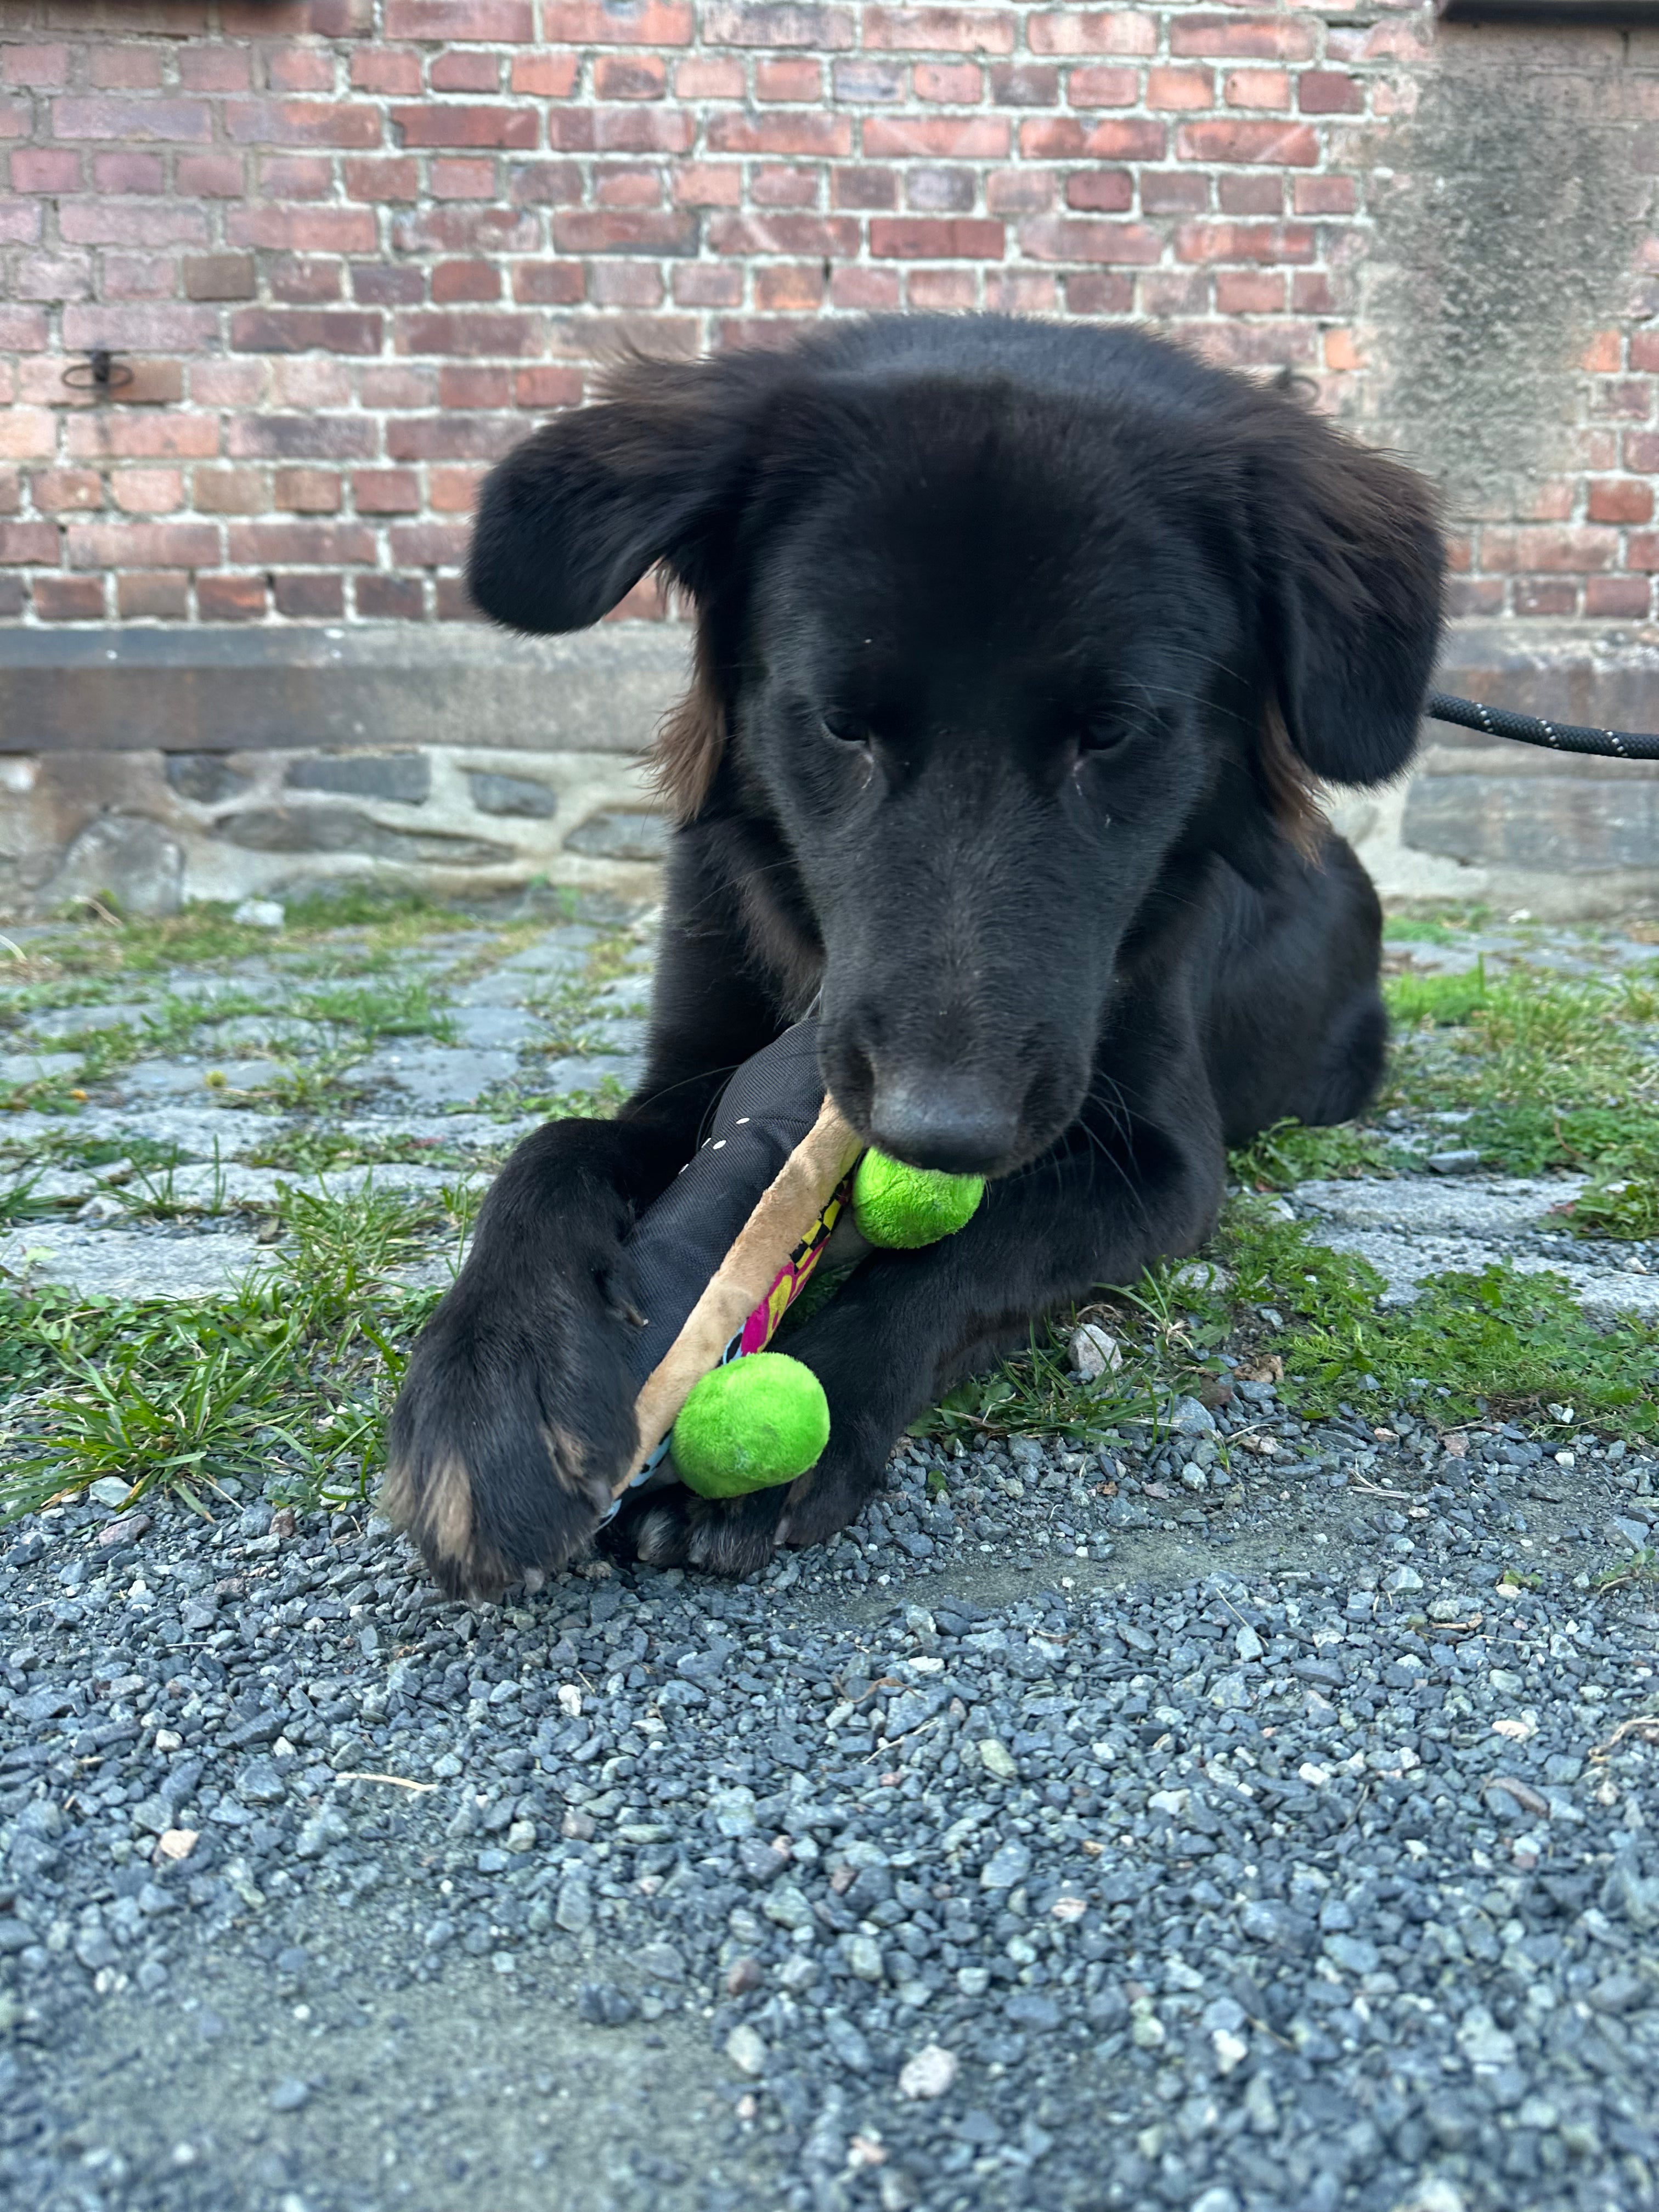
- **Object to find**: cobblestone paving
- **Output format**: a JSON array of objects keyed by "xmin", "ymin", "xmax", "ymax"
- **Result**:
[{"xmin": 1, "ymin": 899, "xmax": 1655, "ymax": 2212}]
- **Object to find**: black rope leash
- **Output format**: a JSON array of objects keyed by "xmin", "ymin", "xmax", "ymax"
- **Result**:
[{"xmin": 1426, "ymin": 690, "xmax": 1659, "ymax": 763}]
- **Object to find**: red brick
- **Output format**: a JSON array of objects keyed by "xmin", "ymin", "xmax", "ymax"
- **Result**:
[
  {"xmin": 229, "ymin": 207, "xmax": 378, "ymax": 251},
  {"xmin": 514, "ymin": 261, "xmax": 586, "ymax": 303},
  {"xmin": 275, "ymin": 466, "xmax": 342, "ymax": 513},
  {"xmin": 229, "ymin": 309, "xmax": 382, "ymax": 354},
  {"xmin": 0, "ymin": 307, "xmax": 47, "ymax": 354},
  {"xmin": 269, "ymin": 255, "xmax": 346, "ymax": 304},
  {"xmin": 193, "ymin": 468, "xmax": 268, "ymax": 513},
  {"xmin": 510, "ymin": 54, "xmax": 581, "ymax": 95},
  {"xmin": 1217, "ymin": 269, "xmax": 1285, "ymax": 313},
  {"xmin": 228, "ymin": 416, "xmax": 379, "ymax": 460},
  {"xmin": 830, "ymin": 266, "xmax": 902, "ymax": 309},
  {"xmin": 1019, "ymin": 216, "xmax": 1161, "ymax": 264},
  {"xmin": 434, "ymin": 258, "xmax": 502, "ymax": 301},
  {"xmin": 2, "ymin": 45, "xmax": 70, "ymax": 88},
  {"xmin": 1293, "ymin": 175, "xmax": 1357, "ymax": 215},
  {"xmin": 675, "ymin": 263, "xmax": 744, "ymax": 306},
  {"xmin": 226, "ymin": 520, "xmax": 377, "ymax": 565},
  {"xmin": 596, "ymin": 53, "xmax": 670, "ymax": 97},
  {"xmin": 507, "ymin": 160, "xmax": 585, "ymax": 205},
  {"xmin": 353, "ymin": 469, "xmax": 423, "ymax": 512},
  {"xmin": 66, "ymin": 522, "xmax": 220, "ymax": 568},
  {"xmin": 353, "ymin": 49, "xmax": 424, "ymax": 94},
  {"xmin": 514, "ymin": 365, "xmax": 584, "ymax": 407},
  {"xmin": 388, "ymin": 520, "xmax": 472, "ymax": 565},
  {"xmin": 395, "ymin": 309, "xmax": 546, "ymax": 355},
  {"xmin": 540, "ymin": 0, "xmax": 693, "ymax": 40},
  {"xmin": 1142, "ymin": 172, "xmax": 1208, "ymax": 215},
  {"xmin": 353, "ymin": 264, "xmax": 426, "ymax": 306},
  {"xmin": 1297, "ymin": 70, "xmax": 1364, "ymax": 115},
  {"xmin": 12, "ymin": 150, "xmax": 82, "ymax": 193},
  {"xmin": 117, "ymin": 572, "xmax": 190, "ymax": 618},
  {"xmin": 431, "ymin": 52, "xmax": 504, "ymax": 92},
  {"xmin": 864, "ymin": 115, "xmax": 1008, "ymax": 157},
  {"xmin": 1226, "ymin": 68, "xmax": 1290, "ymax": 110},
  {"xmin": 35, "ymin": 575, "xmax": 108, "ymax": 619},
  {"xmin": 274, "ymin": 572, "xmax": 346, "ymax": 618},
  {"xmin": 751, "ymin": 165, "xmax": 823, "ymax": 207},
  {"xmin": 392, "ymin": 103, "xmax": 537, "ymax": 149},
  {"xmin": 1170, "ymin": 15, "xmax": 1317, "ymax": 60},
  {"xmin": 551, "ymin": 106, "xmax": 696, "ymax": 151},
  {"xmin": 708, "ymin": 111, "xmax": 851, "ymax": 155},
  {"xmin": 1585, "ymin": 575, "xmax": 1652, "ymax": 616},
  {"xmin": 53, "ymin": 97, "xmax": 211, "ymax": 141},
  {"xmin": 706, "ymin": 3, "xmax": 855, "ymax": 47},
  {"xmin": 1065, "ymin": 171, "xmax": 1132, "ymax": 213},
  {"xmin": 1148, "ymin": 66, "xmax": 1212, "ymax": 110},
  {"xmin": 268, "ymin": 49, "xmax": 337, "ymax": 93},
  {"xmin": 1176, "ymin": 221, "xmax": 1313, "ymax": 264},
  {"xmin": 384, "ymin": 0, "xmax": 534, "ymax": 33},
  {"xmin": 1591, "ymin": 379, "xmax": 1653, "ymax": 422},
  {"xmin": 869, "ymin": 217, "xmax": 1003, "ymax": 258},
  {"xmin": 1481, "ymin": 526, "xmax": 1618, "ymax": 573},
  {"xmin": 110, "ymin": 468, "xmax": 184, "ymax": 514},
  {"xmin": 1513, "ymin": 579, "xmax": 1578, "ymax": 617},
  {"xmin": 1068, "ymin": 66, "xmax": 1138, "ymax": 108},
  {"xmin": 552, "ymin": 210, "xmax": 698, "ymax": 253},
  {"xmin": 178, "ymin": 153, "xmax": 247, "ymax": 197},
  {"xmin": 1177, "ymin": 120, "xmax": 1317, "ymax": 166},
  {"xmin": 345, "ymin": 155, "xmax": 425, "ymax": 201},
  {"xmin": 588, "ymin": 262, "xmax": 665, "ymax": 307},
  {"xmin": 31, "ymin": 469, "xmax": 105, "ymax": 514},
  {"xmin": 1291, "ymin": 270, "xmax": 1336, "ymax": 314},
  {"xmin": 708, "ymin": 213, "xmax": 860, "ymax": 255},
  {"xmin": 0, "ymin": 521, "xmax": 61, "ymax": 564},
  {"xmin": 865, "ymin": 6, "xmax": 1014, "ymax": 50},
  {"xmin": 257, "ymin": 154, "xmax": 336, "ymax": 199},
  {"xmin": 1588, "ymin": 479, "xmax": 1654, "ymax": 524},
  {"xmin": 64, "ymin": 416, "xmax": 218, "ymax": 464},
  {"xmin": 1064, "ymin": 270, "xmax": 1134, "ymax": 313},
  {"xmin": 184, "ymin": 252, "xmax": 257, "ymax": 301},
  {"xmin": 198, "ymin": 574, "xmax": 270, "ymax": 620},
  {"xmin": 757, "ymin": 57, "xmax": 823, "ymax": 100},
  {"xmin": 678, "ymin": 57, "xmax": 747, "ymax": 97},
  {"xmin": 1030, "ymin": 10, "xmax": 1154, "ymax": 55},
  {"xmin": 430, "ymin": 159, "xmax": 501, "ymax": 196},
  {"xmin": 597, "ymin": 165, "xmax": 664, "ymax": 207},
  {"xmin": 226, "ymin": 100, "xmax": 382, "ymax": 146},
  {"xmin": 675, "ymin": 161, "xmax": 746, "ymax": 206},
  {"xmin": 1218, "ymin": 173, "xmax": 1282, "ymax": 216},
  {"xmin": 356, "ymin": 574, "xmax": 427, "ymax": 618},
  {"xmin": 1020, "ymin": 117, "xmax": 1164, "ymax": 160},
  {"xmin": 986, "ymin": 167, "xmax": 1052, "ymax": 214}
]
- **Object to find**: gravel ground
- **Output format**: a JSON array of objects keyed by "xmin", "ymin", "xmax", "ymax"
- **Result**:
[{"xmin": 2, "ymin": 905, "xmax": 1657, "ymax": 2212}]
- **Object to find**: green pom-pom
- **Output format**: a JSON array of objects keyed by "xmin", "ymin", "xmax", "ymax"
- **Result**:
[
  {"xmin": 670, "ymin": 1351, "xmax": 830, "ymax": 1499},
  {"xmin": 852, "ymin": 1149, "xmax": 984, "ymax": 1249}
]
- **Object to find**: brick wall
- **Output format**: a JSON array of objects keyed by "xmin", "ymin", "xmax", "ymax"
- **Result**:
[{"xmin": 2, "ymin": 1, "xmax": 1656, "ymax": 628}]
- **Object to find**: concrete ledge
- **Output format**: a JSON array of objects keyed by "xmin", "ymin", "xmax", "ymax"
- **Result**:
[
  {"xmin": 3, "ymin": 617, "xmax": 1657, "ymax": 917},
  {"xmin": 0, "ymin": 622, "xmax": 692, "ymax": 755}
]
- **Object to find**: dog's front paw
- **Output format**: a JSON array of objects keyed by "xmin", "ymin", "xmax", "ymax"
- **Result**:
[
  {"xmin": 385, "ymin": 1256, "xmax": 640, "ymax": 1600},
  {"xmin": 603, "ymin": 1479, "xmax": 790, "ymax": 1579}
]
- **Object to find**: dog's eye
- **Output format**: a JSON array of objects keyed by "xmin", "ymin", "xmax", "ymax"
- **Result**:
[
  {"xmin": 1075, "ymin": 723, "xmax": 1128, "ymax": 758},
  {"xmin": 821, "ymin": 709, "xmax": 871, "ymax": 747}
]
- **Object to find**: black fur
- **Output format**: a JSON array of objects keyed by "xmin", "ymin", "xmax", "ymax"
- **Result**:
[{"xmin": 387, "ymin": 314, "xmax": 1444, "ymax": 1594}]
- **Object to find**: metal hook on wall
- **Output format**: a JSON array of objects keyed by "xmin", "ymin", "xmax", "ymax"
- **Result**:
[{"xmin": 61, "ymin": 349, "xmax": 135, "ymax": 397}]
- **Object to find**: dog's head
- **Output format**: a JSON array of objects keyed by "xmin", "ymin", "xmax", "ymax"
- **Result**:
[{"xmin": 470, "ymin": 318, "xmax": 1444, "ymax": 1176}]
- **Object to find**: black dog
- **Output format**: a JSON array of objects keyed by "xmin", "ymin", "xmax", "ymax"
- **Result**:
[{"xmin": 386, "ymin": 314, "xmax": 1443, "ymax": 1596}]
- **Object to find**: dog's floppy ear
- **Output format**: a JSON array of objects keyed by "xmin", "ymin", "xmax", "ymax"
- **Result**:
[
  {"xmin": 466, "ymin": 351, "xmax": 785, "ymax": 633},
  {"xmin": 1246, "ymin": 403, "xmax": 1445, "ymax": 788}
]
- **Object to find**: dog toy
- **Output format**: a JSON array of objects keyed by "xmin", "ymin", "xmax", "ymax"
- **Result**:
[{"xmin": 614, "ymin": 1020, "xmax": 983, "ymax": 1509}]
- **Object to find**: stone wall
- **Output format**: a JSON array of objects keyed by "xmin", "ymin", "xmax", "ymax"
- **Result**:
[{"xmin": 2, "ymin": 618, "xmax": 1656, "ymax": 921}]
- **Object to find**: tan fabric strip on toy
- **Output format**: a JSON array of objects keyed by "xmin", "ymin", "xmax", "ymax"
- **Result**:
[{"xmin": 624, "ymin": 1094, "xmax": 863, "ymax": 1497}]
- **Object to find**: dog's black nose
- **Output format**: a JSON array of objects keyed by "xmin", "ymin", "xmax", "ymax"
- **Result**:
[{"xmin": 867, "ymin": 1074, "xmax": 1020, "ymax": 1175}]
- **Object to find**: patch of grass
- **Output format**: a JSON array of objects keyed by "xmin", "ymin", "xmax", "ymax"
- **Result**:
[
  {"xmin": 525, "ymin": 926, "xmax": 648, "ymax": 1056},
  {"xmin": 289, "ymin": 978, "xmax": 457, "ymax": 1045},
  {"xmin": 280, "ymin": 884, "xmax": 464, "ymax": 933},
  {"xmin": 1387, "ymin": 962, "xmax": 1659, "ymax": 1121},
  {"xmin": 488, "ymin": 1075, "xmax": 629, "ymax": 1123},
  {"xmin": 276, "ymin": 1177, "xmax": 442, "ymax": 1332},
  {"xmin": 1560, "ymin": 1175, "xmax": 1659, "ymax": 1242},
  {"xmin": 1211, "ymin": 1201, "xmax": 1659, "ymax": 1440},
  {"xmin": 243, "ymin": 1127, "xmax": 478, "ymax": 1175},
  {"xmin": 1229, "ymin": 1118, "xmax": 1400, "ymax": 1192},
  {"xmin": 1382, "ymin": 902, "xmax": 1493, "ymax": 946},
  {"xmin": 1385, "ymin": 965, "xmax": 1489, "ymax": 1029}
]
